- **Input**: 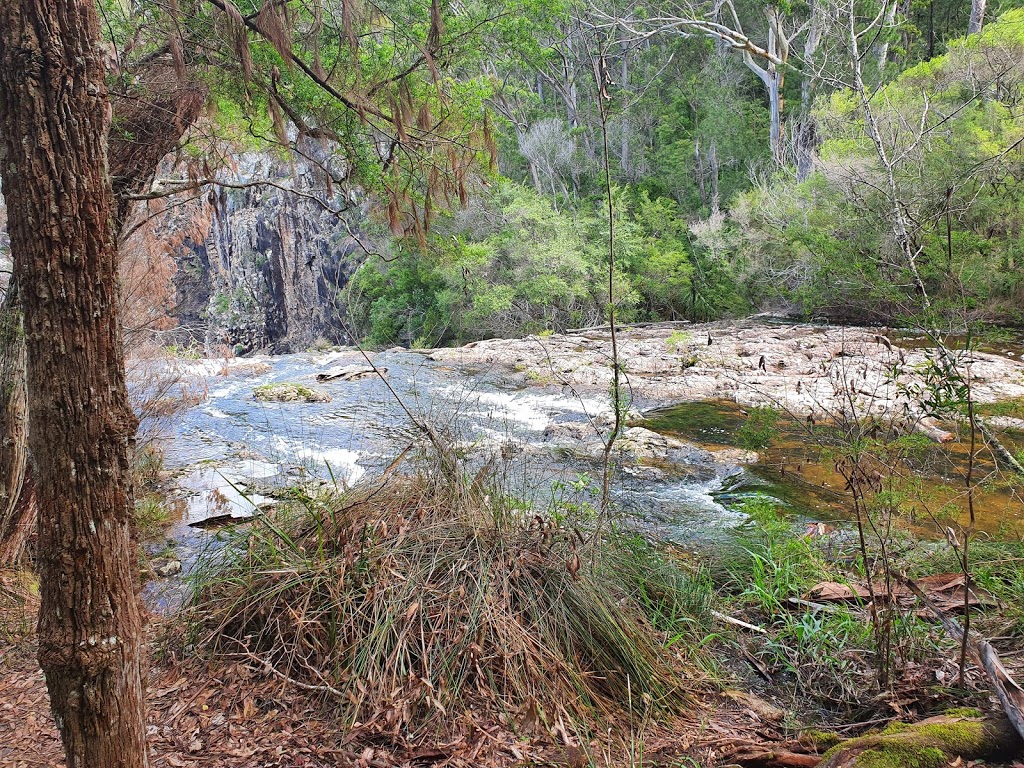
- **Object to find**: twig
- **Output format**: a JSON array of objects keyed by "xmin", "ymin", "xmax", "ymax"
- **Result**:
[
  {"xmin": 788, "ymin": 597, "xmax": 839, "ymax": 613},
  {"xmin": 244, "ymin": 650, "xmax": 346, "ymax": 699},
  {"xmin": 712, "ymin": 610, "xmax": 767, "ymax": 634}
]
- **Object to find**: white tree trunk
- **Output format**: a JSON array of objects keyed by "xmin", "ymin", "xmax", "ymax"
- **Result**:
[{"xmin": 969, "ymin": 0, "xmax": 986, "ymax": 34}]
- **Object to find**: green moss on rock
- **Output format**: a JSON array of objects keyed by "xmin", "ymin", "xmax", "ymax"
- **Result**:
[
  {"xmin": 819, "ymin": 712, "xmax": 1016, "ymax": 768},
  {"xmin": 799, "ymin": 728, "xmax": 844, "ymax": 751},
  {"xmin": 853, "ymin": 743, "xmax": 947, "ymax": 768},
  {"xmin": 253, "ymin": 383, "xmax": 331, "ymax": 403}
]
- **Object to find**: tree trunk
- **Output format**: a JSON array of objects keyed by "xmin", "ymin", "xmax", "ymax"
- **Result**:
[
  {"xmin": 766, "ymin": 72, "xmax": 783, "ymax": 164},
  {"xmin": 619, "ymin": 39, "xmax": 630, "ymax": 177},
  {"xmin": 695, "ymin": 137, "xmax": 708, "ymax": 209},
  {"xmin": 0, "ymin": 3, "xmax": 149, "ymax": 768},
  {"xmin": 0, "ymin": 6, "xmax": 205, "ymax": 567},
  {"xmin": 969, "ymin": 0, "xmax": 987, "ymax": 34},
  {"xmin": 0, "ymin": 280, "xmax": 31, "ymax": 564},
  {"xmin": 796, "ymin": 0, "xmax": 823, "ymax": 181},
  {"xmin": 709, "ymin": 140, "xmax": 720, "ymax": 213},
  {"xmin": 874, "ymin": 0, "xmax": 900, "ymax": 76}
]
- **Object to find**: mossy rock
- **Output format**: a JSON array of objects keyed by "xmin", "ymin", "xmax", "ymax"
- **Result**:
[
  {"xmin": 253, "ymin": 383, "xmax": 331, "ymax": 403},
  {"xmin": 819, "ymin": 712, "xmax": 1022, "ymax": 768}
]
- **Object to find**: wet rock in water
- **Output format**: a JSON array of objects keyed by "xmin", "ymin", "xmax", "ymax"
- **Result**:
[
  {"xmin": 151, "ymin": 559, "xmax": 182, "ymax": 578},
  {"xmin": 253, "ymin": 382, "xmax": 331, "ymax": 403},
  {"xmin": 228, "ymin": 359, "xmax": 273, "ymax": 376},
  {"xmin": 315, "ymin": 364, "xmax": 383, "ymax": 382},
  {"xmin": 616, "ymin": 427, "xmax": 686, "ymax": 460},
  {"xmin": 708, "ymin": 446, "xmax": 759, "ymax": 465}
]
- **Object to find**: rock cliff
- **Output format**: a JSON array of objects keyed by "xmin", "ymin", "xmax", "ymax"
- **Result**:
[
  {"xmin": 1, "ymin": 152, "xmax": 380, "ymax": 355},
  {"xmin": 168, "ymin": 151, "xmax": 378, "ymax": 354}
]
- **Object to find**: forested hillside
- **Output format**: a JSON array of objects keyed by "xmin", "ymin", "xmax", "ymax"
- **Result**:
[
  {"xmin": 345, "ymin": 0, "xmax": 1024, "ymax": 345},
  {"xmin": 6, "ymin": 0, "xmax": 1017, "ymax": 349}
]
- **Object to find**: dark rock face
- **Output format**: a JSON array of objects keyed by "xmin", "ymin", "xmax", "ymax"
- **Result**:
[
  {"xmin": 3, "ymin": 155, "xmax": 379, "ymax": 354},
  {"xmin": 170, "ymin": 152, "xmax": 378, "ymax": 355}
]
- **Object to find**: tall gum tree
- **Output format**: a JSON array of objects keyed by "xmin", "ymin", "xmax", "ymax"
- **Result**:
[{"xmin": 0, "ymin": 0, "xmax": 149, "ymax": 766}]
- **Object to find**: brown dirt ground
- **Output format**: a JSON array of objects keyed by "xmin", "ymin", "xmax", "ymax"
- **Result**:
[{"xmin": 0, "ymin": 601, "xmax": 786, "ymax": 768}]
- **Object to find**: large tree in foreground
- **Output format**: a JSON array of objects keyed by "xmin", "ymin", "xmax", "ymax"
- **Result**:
[{"xmin": 0, "ymin": 0, "xmax": 149, "ymax": 765}]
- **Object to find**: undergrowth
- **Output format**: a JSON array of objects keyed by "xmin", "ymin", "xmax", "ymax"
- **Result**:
[
  {"xmin": 708, "ymin": 498, "xmax": 1005, "ymax": 714},
  {"xmin": 186, "ymin": 469, "xmax": 711, "ymax": 740}
]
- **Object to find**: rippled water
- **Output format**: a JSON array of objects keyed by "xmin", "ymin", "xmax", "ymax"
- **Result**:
[{"xmin": 144, "ymin": 349, "xmax": 767, "ymax": 560}]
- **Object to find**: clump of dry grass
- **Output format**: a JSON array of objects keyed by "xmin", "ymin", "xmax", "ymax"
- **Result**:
[
  {"xmin": 0, "ymin": 569, "xmax": 38, "ymax": 640},
  {"xmin": 187, "ymin": 470, "xmax": 706, "ymax": 739}
]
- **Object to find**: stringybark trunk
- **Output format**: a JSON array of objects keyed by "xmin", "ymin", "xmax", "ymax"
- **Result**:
[
  {"xmin": 0, "ymin": 0, "xmax": 206, "ymax": 565},
  {"xmin": 0, "ymin": 2, "xmax": 149, "ymax": 767}
]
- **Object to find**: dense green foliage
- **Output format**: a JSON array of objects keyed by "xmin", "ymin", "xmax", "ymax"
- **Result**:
[
  {"xmin": 733, "ymin": 10, "xmax": 1024, "ymax": 324},
  {"xmin": 338, "ymin": 1, "xmax": 1024, "ymax": 342},
  {"xmin": 98, "ymin": 0, "xmax": 1024, "ymax": 340},
  {"xmin": 347, "ymin": 183, "xmax": 747, "ymax": 345}
]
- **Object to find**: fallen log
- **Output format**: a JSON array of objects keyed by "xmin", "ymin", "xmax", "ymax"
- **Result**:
[
  {"xmin": 817, "ymin": 711, "xmax": 1023, "ymax": 768},
  {"xmin": 914, "ymin": 416, "xmax": 955, "ymax": 444},
  {"xmin": 975, "ymin": 416, "xmax": 1024, "ymax": 475}
]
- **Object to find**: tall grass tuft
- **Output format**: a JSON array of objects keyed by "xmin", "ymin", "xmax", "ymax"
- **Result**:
[{"xmin": 187, "ymin": 470, "xmax": 705, "ymax": 738}]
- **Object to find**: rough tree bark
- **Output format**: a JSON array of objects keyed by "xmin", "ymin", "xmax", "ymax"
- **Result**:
[
  {"xmin": 969, "ymin": 0, "xmax": 987, "ymax": 35},
  {"xmin": 0, "ymin": 38, "xmax": 205, "ymax": 567},
  {"xmin": 0, "ymin": 0, "xmax": 149, "ymax": 766}
]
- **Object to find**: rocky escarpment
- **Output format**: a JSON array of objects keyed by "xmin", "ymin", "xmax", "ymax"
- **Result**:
[
  {"xmin": 166, "ymin": 150, "xmax": 383, "ymax": 355},
  {"xmin": 3, "ymin": 152, "xmax": 380, "ymax": 355}
]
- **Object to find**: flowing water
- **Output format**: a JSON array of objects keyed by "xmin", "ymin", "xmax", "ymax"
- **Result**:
[
  {"xmin": 143, "ymin": 349, "xmax": 759, "ymax": 585},
  {"xmin": 141, "ymin": 344, "xmax": 1024, "ymax": 609}
]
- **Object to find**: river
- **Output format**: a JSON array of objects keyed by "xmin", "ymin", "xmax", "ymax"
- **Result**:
[{"xmin": 140, "ymin": 322, "xmax": 1024, "ymax": 607}]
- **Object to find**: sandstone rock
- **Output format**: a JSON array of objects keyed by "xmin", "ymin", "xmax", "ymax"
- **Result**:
[
  {"xmin": 152, "ymin": 559, "xmax": 182, "ymax": 578},
  {"xmin": 424, "ymin": 319, "xmax": 1024, "ymax": 423}
]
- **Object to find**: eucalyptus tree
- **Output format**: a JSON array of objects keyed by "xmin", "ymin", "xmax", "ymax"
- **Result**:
[
  {"xmin": 0, "ymin": 1, "xmax": 153, "ymax": 764},
  {"xmin": 592, "ymin": 0, "xmax": 816, "ymax": 167}
]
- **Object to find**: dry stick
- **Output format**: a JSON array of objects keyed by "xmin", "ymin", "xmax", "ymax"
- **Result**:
[
  {"xmin": 891, "ymin": 570, "xmax": 1024, "ymax": 741},
  {"xmin": 595, "ymin": 48, "xmax": 624, "ymax": 529},
  {"xmin": 975, "ymin": 417, "xmax": 1024, "ymax": 475},
  {"xmin": 960, "ymin": 361, "xmax": 978, "ymax": 684},
  {"xmin": 711, "ymin": 610, "xmax": 767, "ymax": 634}
]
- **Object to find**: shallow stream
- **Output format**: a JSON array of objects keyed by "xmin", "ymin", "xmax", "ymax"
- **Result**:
[{"xmin": 141, "ymin": 342, "xmax": 1024, "ymax": 608}]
